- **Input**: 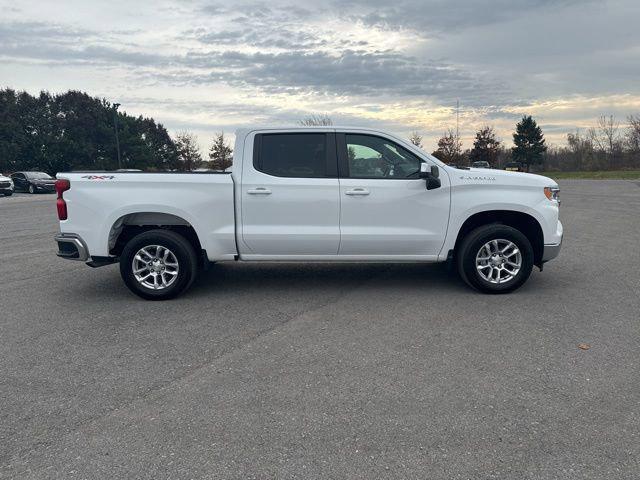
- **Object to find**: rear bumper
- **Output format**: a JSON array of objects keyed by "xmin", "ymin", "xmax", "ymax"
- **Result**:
[
  {"xmin": 55, "ymin": 234, "xmax": 89, "ymax": 261},
  {"xmin": 55, "ymin": 234, "xmax": 117, "ymax": 267}
]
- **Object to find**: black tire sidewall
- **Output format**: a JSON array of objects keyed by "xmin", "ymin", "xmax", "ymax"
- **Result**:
[
  {"xmin": 458, "ymin": 224, "xmax": 534, "ymax": 294},
  {"xmin": 120, "ymin": 230, "xmax": 198, "ymax": 300}
]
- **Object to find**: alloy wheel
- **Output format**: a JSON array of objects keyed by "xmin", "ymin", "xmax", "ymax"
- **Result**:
[
  {"xmin": 475, "ymin": 239, "xmax": 522, "ymax": 284},
  {"xmin": 131, "ymin": 245, "xmax": 180, "ymax": 290}
]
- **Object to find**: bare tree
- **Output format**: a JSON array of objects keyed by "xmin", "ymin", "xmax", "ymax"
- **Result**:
[
  {"xmin": 626, "ymin": 115, "xmax": 640, "ymax": 153},
  {"xmin": 299, "ymin": 114, "xmax": 333, "ymax": 126},
  {"xmin": 589, "ymin": 115, "xmax": 620, "ymax": 155},
  {"xmin": 409, "ymin": 131, "xmax": 423, "ymax": 148},
  {"xmin": 588, "ymin": 115, "xmax": 622, "ymax": 169},
  {"xmin": 566, "ymin": 130, "xmax": 594, "ymax": 171}
]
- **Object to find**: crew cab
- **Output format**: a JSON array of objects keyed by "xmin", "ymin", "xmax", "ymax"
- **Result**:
[{"xmin": 54, "ymin": 127, "xmax": 562, "ymax": 300}]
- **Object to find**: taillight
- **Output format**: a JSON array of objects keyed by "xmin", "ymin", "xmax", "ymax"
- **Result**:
[{"xmin": 55, "ymin": 179, "xmax": 70, "ymax": 220}]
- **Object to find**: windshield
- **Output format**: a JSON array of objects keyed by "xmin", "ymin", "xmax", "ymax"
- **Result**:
[{"xmin": 27, "ymin": 172, "xmax": 53, "ymax": 179}]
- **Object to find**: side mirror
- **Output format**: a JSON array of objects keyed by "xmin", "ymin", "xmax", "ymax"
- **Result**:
[{"xmin": 419, "ymin": 163, "xmax": 441, "ymax": 190}]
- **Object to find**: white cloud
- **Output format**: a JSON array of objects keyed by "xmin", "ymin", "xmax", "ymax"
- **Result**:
[{"xmin": 0, "ymin": 0, "xmax": 638, "ymax": 153}]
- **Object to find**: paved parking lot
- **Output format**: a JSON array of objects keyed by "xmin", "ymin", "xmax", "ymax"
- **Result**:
[{"xmin": 1, "ymin": 181, "xmax": 639, "ymax": 479}]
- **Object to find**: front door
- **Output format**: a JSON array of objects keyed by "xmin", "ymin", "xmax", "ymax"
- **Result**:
[
  {"xmin": 240, "ymin": 131, "xmax": 340, "ymax": 256},
  {"xmin": 337, "ymin": 132, "xmax": 450, "ymax": 258}
]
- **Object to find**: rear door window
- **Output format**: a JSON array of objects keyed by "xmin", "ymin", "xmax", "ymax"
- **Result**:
[{"xmin": 254, "ymin": 133, "xmax": 333, "ymax": 178}]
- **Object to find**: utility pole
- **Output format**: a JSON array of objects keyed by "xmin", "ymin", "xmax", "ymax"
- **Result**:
[
  {"xmin": 456, "ymin": 99, "xmax": 459, "ymax": 141},
  {"xmin": 455, "ymin": 99, "xmax": 460, "ymax": 158},
  {"xmin": 113, "ymin": 103, "xmax": 122, "ymax": 170}
]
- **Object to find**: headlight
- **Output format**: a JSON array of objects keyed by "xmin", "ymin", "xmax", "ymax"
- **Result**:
[{"xmin": 544, "ymin": 186, "xmax": 560, "ymax": 203}]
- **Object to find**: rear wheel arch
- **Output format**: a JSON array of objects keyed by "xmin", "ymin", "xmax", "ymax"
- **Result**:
[
  {"xmin": 453, "ymin": 210, "xmax": 544, "ymax": 266},
  {"xmin": 108, "ymin": 212, "xmax": 204, "ymax": 260}
]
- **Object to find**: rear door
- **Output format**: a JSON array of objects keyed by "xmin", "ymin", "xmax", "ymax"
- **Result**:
[
  {"xmin": 337, "ymin": 132, "xmax": 450, "ymax": 258},
  {"xmin": 240, "ymin": 131, "xmax": 340, "ymax": 256}
]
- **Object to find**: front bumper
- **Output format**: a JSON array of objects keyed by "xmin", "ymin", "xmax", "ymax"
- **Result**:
[
  {"xmin": 55, "ymin": 234, "xmax": 89, "ymax": 261},
  {"xmin": 542, "ymin": 219, "xmax": 563, "ymax": 263},
  {"xmin": 542, "ymin": 242, "xmax": 562, "ymax": 262}
]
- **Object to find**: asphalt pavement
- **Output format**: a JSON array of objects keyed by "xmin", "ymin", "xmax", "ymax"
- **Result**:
[{"xmin": 1, "ymin": 181, "xmax": 639, "ymax": 479}]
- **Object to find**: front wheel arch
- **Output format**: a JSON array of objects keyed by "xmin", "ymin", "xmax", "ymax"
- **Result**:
[{"xmin": 453, "ymin": 210, "xmax": 544, "ymax": 267}]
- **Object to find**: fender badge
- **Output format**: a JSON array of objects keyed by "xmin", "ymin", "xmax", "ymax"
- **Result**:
[{"xmin": 459, "ymin": 175, "xmax": 496, "ymax": 181}]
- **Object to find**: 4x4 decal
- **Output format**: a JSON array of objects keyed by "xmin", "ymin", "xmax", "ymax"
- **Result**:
[{"xmin": 81, "ymin": 175, "xmax": 115, "ymax": 180}]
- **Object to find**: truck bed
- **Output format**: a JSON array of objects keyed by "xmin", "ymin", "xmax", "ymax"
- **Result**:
[{"xmin": 57, "ymin": 172, "xmax": 237, "ymax": 261}]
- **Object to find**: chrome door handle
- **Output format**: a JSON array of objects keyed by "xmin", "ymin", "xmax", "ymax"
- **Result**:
[
  {"xmin": 345, "ymin": 188, "xmax": 370, "ymax": 196},
  {"xmin": 247, "ymin": 188, "xmax": 272, "ymax": 195}
]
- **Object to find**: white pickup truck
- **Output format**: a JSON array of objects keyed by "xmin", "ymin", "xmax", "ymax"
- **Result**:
[{"xmin": 54, "ymin": 127, "xmax": 562, "ymax": 300}]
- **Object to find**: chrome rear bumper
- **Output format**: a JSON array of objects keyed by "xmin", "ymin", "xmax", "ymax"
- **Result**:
[{"xmin": 54, "ymin": 234, "xmax": 89, "ymax": 261}]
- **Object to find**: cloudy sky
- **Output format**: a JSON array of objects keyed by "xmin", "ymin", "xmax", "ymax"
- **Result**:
[{"xmin": 1, "ymin": 0, "xmax": 639, "ymax": 152}]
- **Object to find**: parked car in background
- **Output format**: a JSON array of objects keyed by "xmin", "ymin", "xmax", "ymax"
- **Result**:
[
  {"xmin": 11, "ymin": 172, "xmax": 56, "ymax": 193},
  {"xmin": 0, "ymin": 174, "xmax": 14, "ymax": 196},
  {"xmin": 471, "ymin": 161, "xmax": 491, "ymax": 169},
  {"xmin": 504, "ymin": 162, "xmax": 526, "ymax": 172}
]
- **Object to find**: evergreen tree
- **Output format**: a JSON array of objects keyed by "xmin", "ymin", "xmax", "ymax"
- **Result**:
[
  {"xmin": 512, "ymin": 115, "xmax": 547, "ymax": 171},
  {"xmin": 174, "ymin": 131, "xmax": 202, "ymax": 171},
  {"xmin": 208, "ymin": 132, "xmax": 233, "ymax": 170},
  {"xmin": 470, "ymin": 126, "xmax": 500, "ymax": 166}
]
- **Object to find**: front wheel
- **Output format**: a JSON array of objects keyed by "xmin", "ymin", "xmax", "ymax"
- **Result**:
[
  {"xmin": 457, "ymin": 224, "xmax": 534, "ymax": 294},
  {"xmin": 120, "ymin": 229, "xmax": 199, "ymax": 300}
]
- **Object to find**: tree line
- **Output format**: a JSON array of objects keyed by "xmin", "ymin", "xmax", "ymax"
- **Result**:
[
  {"xmin": 0, "ymin": 88, "xmax": 233, "ymax": 174},
  {"xmin": 3, "ymin": 90, "xmax": 639, "ymax": 175},
  {"xmin": 411, "ymin": 116, "xmax": 547, "ymax": 172},
  {"xmin": 411, "ymin": 114, "xmax": 640, "ymax": 172}
]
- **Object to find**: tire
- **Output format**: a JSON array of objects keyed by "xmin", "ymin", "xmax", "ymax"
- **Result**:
[
  {"xmin": 28, "ymin": 184, "xmax": 36, "ymax": 194},
  {"xmin": 3, "ymin": 191, "xmax": 12, "ymax": 196},
  {"xmin": 456, "ymin": 224, "xmax": 534, "ymax": 294},
  {"xmin": 119, "ymin": 229, "xmax": 199, "ymax": 300}
]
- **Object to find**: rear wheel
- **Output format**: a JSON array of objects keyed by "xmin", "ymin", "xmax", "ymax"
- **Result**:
[
  {"xmin": 28, "ymin": 184, "xmax": 36, "ymax": 194},
  {"xmin": 120, "ymin": 229, "xmax": 199, "ymax": 300},
  {"xmin": 457, "ymin": 224, "xmax": 533, "ymax": 294}
]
